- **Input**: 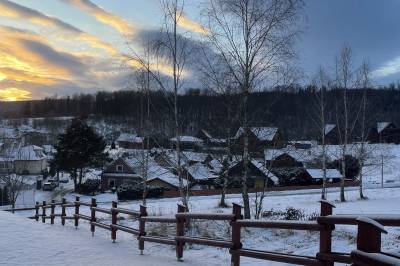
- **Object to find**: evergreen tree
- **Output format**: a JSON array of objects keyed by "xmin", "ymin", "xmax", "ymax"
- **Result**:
[{"xmin": 52, "ymin": 118, "xmax": 108, "ymax": 190}]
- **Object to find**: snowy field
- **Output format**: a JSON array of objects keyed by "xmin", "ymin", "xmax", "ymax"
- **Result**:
[
  {"xmin": 3, "ymin": 186, "xmax": 400, "ymax": 266},
  {"xmin": 3, "ymin": 143, "xmax": 400, "ymax": 265}
]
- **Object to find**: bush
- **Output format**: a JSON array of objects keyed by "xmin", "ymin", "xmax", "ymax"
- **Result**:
[
  {"xmin": 284, "ymin": 207, "xmax": 305, "ymax": 220},
  {"xmin": 76, "ymin": 179, "xmax": 101, "ymax": 195},
  {"xmin": 117, "ymin": 183, "xmax": 164, "ymax": 201}
]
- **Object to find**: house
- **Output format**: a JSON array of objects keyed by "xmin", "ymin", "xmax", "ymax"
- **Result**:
[
  {"xmin": 265, "ymin": 148, "xmax": 313, "ymax": 168},
  {"xmin": 116, "ymin": 133, "xmax": 144, "ymax": 149},
  {"xmin": 288, "ymin": 140, "xmax": 316, "ymax": 150},
  {"xmin": 101, "ymin": 158, "xmax": 141, "ymax": 190},
  {"xmin": 196, "ymin": 129, "xmax": 227, "ymax": 149},
  {"xmin": 233, "ymin": 127, "xmax": 284, "ymax": 154},
  {"xmin": 368, "ymin": 122, "xmax": 400, "ymax": 144},
  {"xmin": 13, "ymin": 145, "xmax": 47, "ymax": 175},
  {"xmin": 324, "ymin": 124, "xmax": 339, "ymax": 145},
  {"xmin": 305, "ymin": 168, "xmax": 343, "ymax": 184},
  {"xmin": 227, "ymin": 159, "xmax": 278, "ymax": 189},
  {"xmin": 102, "ymin": 155, "xmax": 187, "ymax": 191},
  {"xmin": 170, "ymin": 136, "xmax": 203, "ymax": 151}
]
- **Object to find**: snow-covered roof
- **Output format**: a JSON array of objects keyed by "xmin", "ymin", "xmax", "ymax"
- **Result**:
[
  {"xmin": 117, "ymin": 133, "xmax": 143, "ymax": 143},
  {"xmin": 14, "ymin": 145, "xmax": 46, "ymax": 161},
  {"xmin": 250, "ymin": 159, "xmax": 279, "ymax": 184},
  {"xmin": 377, "ymin": 122, "xmax": 392, "ymax": 133},
  {"xmin": 125, "ymin": 156, "xmax": 187, "ymax": 188},
  {"xmin": 264, "ymin": 148, "xmax": 313, "ymax": 162},
  {"xmin": 170, "ymin": 136, "xmax": 203, "ymax": 143},
  {"xmin": 306, "ymin": 168, "xmax": 343, "ymax": 179},
  {"xmin": 324, "ymin": 124, "xmax": 336, "ymax": 135},
  {"xmin": 182, "ymin": 151, "xmax": 209, "ymax": 163},
  {"xmin": 0, "ymin": 127, "xmax": 20, "ymax": 139},
  {"xmin": 234, "ymin": 127, "xmax": 278, "ymax": 141},
  {"xmin": 187, "ymin": 162, "xmax": 216, "ymax": 180}
]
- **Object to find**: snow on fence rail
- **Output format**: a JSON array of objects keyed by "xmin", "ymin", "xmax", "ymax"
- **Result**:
[{"xmin": 5, "ymin": 197, "xmax": 400, "ymax": 266}]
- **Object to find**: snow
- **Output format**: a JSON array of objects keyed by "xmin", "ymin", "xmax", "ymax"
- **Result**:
[
  {"xmin": 235, "ymin": 127, "xmax": 278, "ymax": 141},
  {"xmin": 170, "ymin": 136, "xmax": 203, "ymax": 143},
  {"xmin": 187, "ymin": 162, "xmax": 216, "ymax": 180},
  {"xmin": 14, "ymin": 145, "xmax": 47, "ymax": 161},
  {"xmin": 250, "ymin": 159, "xmax": 279, "ymax": 184},
  {"xmin": 116, "ymin": 133, "xmax": 143, "ymax": 143},
  {"xmin": 324, "ymin": 124, "xmax": 336, "ymax": 135},
  {"xmin": 306, "ymin": 168, "xmax": 343, "ymax": 179},
  {"xmin": 6, "ymin": 186, "xmax": 400, "ymax": 266},
  {"xmin": 0, "ymin": 210, "xmax": 207, "ymax": 266},
  {"xmin": 377, "ymin": 122, "xmax": 391, "ymax": 133}
]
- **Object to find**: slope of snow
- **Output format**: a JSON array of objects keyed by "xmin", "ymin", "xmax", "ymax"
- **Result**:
[{"xmin": 0, "ymin": 210, "xmax": 208, "ymax": 266}]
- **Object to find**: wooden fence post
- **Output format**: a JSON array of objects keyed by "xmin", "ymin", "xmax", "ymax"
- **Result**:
[
  {"xmin": 111, "ymin": 201, "xmax": 118, "ymax": 243},
  {"xmin": 50, "ymin": 200, "xmax": 55, "ymax": 225},
  {"xmin": 176, "ymin": 204, "xmax": 186, "ymax": 261},
  {"xmin": 356, "ymin": 217, "xmax": 387, "ymax": 253},
  {"xmin": 61, "ymin": 198, "xmax": 66, "ymax": 226},
  {"xmin": 42, "ymin": 201, "xmax": 46, "ymax": 223},
  {"xmin": 74, "ymin": 196, "xmax": 80, "ymax": 229},
  {"xmin": 318, "ymin": 200, "xmax": 335, "ymax": 266},
  {"xmin": 91, "ymin": 198, "xmax": 97, "ymax": 236},
  {"xmin": 139, "ymin": 205, "xmax": 147, "ymax": 255},
  {"xmin": 35, "ymin": 201, "xmax": 39, "ymax": 222},
  {"xmin": 231, "ymin": 203, "xmax": 243, "ymax": 266}
]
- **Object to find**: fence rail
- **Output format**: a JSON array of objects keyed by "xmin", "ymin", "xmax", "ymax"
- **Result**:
[{"xmin": 7, "ymin": 196, "xmax": 400, "ymax": 266}]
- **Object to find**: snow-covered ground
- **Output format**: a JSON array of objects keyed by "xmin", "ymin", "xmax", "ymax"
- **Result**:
[{"xmin": 4, "ymin": 186, "xmax": 400, "ymax": 266}]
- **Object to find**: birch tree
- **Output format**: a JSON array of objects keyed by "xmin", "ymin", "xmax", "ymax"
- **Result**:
[
  {"xmin": 311, "ymin": 67, "xmax": 331, "ymax": 200},
  {"xmin": 128, "ymin": 0, "xmax": 190, "ymax": 210},
  {"xmin": 204, "ymin": 0, "xmax": 304, "ymax": 218}
]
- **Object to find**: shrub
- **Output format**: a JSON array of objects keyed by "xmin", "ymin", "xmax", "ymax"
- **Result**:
[
  {"xmin": 283, "ymin": 207, "xmax": 305, "ymax": 220},
  {"xmin": 76, "ymin": 179, "xmax": 101, "ymax": 195},
  {"xmin": 117, "ymin": 183, "xmax": 164, "ymax": 201}
]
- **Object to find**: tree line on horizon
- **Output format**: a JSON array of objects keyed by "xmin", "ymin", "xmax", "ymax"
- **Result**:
[{"xmin": 1, "ymin": 86, "xmax": 400, "ymax": 141}]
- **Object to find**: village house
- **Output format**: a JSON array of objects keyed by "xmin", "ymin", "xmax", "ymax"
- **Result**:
[
  {"xmin": 227, "ymin": 159, "xmax": 278, "ymax": 189},
  {"xmin": 101, "ymin": 157, "xmax": 141, "ymax": 190},
  {"xmin": 324, "ymin": 124, "xmax": 340, "ymax": 145},
  {"xmin": 13, "ymin": 145, "xmax": 48, "ymax": 175},
  {"xmin": 196, "ymin": 129, "xmax": 227, "ymax": 150},
  {"xmin": 368, "ymin": 122, "xmax": 400, "ymax": 144},
  {"xmin": 305, "ymin": 168, "xmax": 343, "ymax": 184},
  {"xmin": 170, "ymin": 136, "xmax": 203, "ymax": 151},
  {"xmin": 116, "ymin": 133, "xmax": 144, "ymax": 149},
  {"xmin": 233, "ymin": 127, "xmax": 284, "ymax": 155}
]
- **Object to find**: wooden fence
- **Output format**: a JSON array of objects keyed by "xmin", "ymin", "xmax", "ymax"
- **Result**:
[{"xmin": 6, "ymin": 198, "xmax": 400, "ymax": 266}]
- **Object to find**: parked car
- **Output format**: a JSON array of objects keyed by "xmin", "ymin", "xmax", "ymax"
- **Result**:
[
  {"xmin": 47, "ymin": 177, "xmax": 59, "ymax": 187},
  {"xmin": 42, "ymin": 182, "xmax": 56, "ymax": 191},
  {"xmin": 59, "ymin": 178, "xmax": 69, "ymax": 183}
]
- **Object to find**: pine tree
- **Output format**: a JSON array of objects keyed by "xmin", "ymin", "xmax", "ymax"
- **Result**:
[{"xmin": 52, "ymin": 118, "xmax": 108, "ymax": 190}]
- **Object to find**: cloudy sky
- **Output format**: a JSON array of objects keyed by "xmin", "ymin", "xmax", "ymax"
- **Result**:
[{"xmin": 0, "ymin": 0, "xmax": 399, "ymax": 101}]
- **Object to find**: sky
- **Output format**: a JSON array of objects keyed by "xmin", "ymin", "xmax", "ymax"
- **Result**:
[{"xmin": 0, "ymin": 0, "xmax": 399, "ymax": 101}]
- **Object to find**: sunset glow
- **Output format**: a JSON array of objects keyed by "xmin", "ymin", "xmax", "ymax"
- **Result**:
[{"xmin": 0, "ymin": 87, "xmax": 32, "ymax": 101}]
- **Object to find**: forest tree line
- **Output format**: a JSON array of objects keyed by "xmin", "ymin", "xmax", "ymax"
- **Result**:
[{"xmin": 1, "ymin": 86, "xmax": 400, "ymax": 141}]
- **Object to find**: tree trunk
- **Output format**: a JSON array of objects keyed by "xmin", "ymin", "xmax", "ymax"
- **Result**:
[{"xmin": 78, "ymin": 168, "xmax": 83, "ymax": 187}]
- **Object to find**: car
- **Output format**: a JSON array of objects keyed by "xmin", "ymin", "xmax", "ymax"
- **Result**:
[
  {"xmin": 42, "ymin": 182, "xmax": 56, "ymax": 191},
  {"xmin": 47, "ymin": 178, "xmax": 59, "ymax": 187},
  {"xmin": 59, "ymin": 178, "xmax": 69, "ymax": 183}
]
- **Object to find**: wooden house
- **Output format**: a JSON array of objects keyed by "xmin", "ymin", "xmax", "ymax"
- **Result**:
[
  {"xmin": 116, "ymin": 133, "xmax": 144, "ymax": 149},
  {"xmin": 324, "ymin": 124, "xmax": 340, "ymax": 145},
  {"xmin": 368, "ymin": 122, "xmax": 400, "ymax": 144},
  {"xmin": 233, "ymin": 127, "xmax": 284, "ymax": 154},
  {"xmin": 101, "ymin": 158, "xmax": 141, "ymax": 190}
]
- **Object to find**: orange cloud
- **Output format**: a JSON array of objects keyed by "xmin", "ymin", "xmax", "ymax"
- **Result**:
[
  {"xmin": 0, "ymin": 87, "xmax": 32, "ymax": 101},
  {"xmin": 62, "ymin": 0, "xmax": 135, "ymax": 34},
  {"xmin": 179, "ymin": 15, "xmax": 209, "ymax": 35},
  {"xmin": 0, "ymin": 0, "xmax": 119, "ymax": 57}
]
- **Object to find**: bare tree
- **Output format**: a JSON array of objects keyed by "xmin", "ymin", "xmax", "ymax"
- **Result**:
[
  {"xmin": 355, "ymin": 61, "xmax": 372, "ymax": 199},
  {"xmin": 311, "ymin": 67, "xmax": 331, "ymax": 200},
  {"xmin": 204, "ymin": 0, "xmax": 304, "ymax": 218},
  {"xmin": 335, "ymin": 45, "xmax": 357, "ymax": 202},
  {"xmin": 127, "ymin": 0, "xmax": 191, "ymax": 210}
]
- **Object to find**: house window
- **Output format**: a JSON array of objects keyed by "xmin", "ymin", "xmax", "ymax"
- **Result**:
[
  {"xmin": 109, "ymin": 179, "xmax": 116, "ymax": 188},
  {"xmin": 116, "ymin": 165, "xmax": 123, "ymax": 172}
]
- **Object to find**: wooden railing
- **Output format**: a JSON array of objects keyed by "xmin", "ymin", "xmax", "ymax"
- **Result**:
[{"xmin": 6, "ymin": 197, "xmax": 400, "ymax": 266}]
